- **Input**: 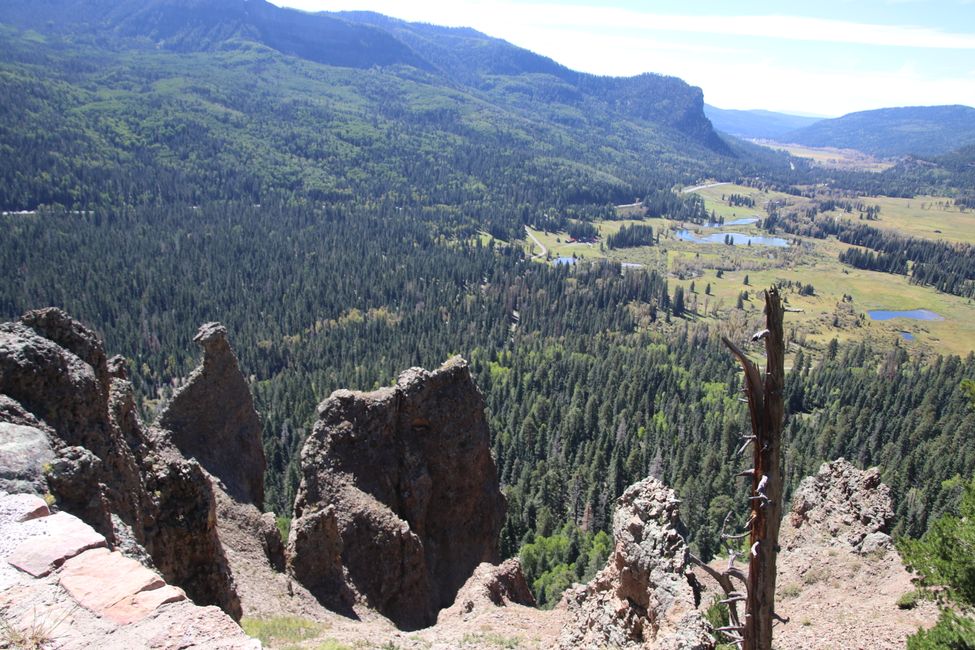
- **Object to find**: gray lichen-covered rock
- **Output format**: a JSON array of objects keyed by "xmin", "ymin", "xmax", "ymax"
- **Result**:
[
  {"xmin": 157, "ymin": 322, "xmax": 265, "ymax": 507},
  {"xmin": 0, "ymin": 313, "xmax": 108, "ymax": 450},
  {"xmin": 0, "ymin": 309, "xmax": 241, "ymax": 620},
  {"xmin": 290, "ymin": 356, "xmax": 505, "ymax": 630},
  {"xmin": 0, "ymin": 421, "xmax": 55, "ymax": 495},
  {"xmin": 559, "ymin": 477, "xmax": 713, "ymax": 650},
  {"xmin": 789, "ymin": 458, "xmax": 894, "ymax": 553}
]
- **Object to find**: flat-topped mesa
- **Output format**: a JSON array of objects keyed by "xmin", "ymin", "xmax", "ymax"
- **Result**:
[
  {"xmin": 157, "ymin": 321, "xmax": 265, "ymax": 507},
  {"xmin": 559, "ymin": 477, "xmax": 714, "ymax": 650},
  {"xmin": 289, "ymin": 356, "xmax": 506, "ymax": 630}
]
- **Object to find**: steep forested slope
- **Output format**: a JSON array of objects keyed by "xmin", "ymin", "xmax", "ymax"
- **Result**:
[{"xmin": 0, "ymin": 0, "xmax": 809, "ymax": 235}]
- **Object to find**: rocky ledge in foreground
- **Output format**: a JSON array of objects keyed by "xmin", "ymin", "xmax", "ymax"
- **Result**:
[
  {"xmin": 788, "ymin": 457, "xmax": 894, "ymax": 554},
  {"xmin": 0, "ymin": 490, "xmax": 257, "ymax": 649},
  {"xmin": 559, "ymin": 476, "xmax": 714, "ymax": 650},
  {"xmin": 770, "ymin": 458, "xmax": 938, "ymax": 649},
  {"xmin": 288, "ymin": 357, "xmax": 506, "ymax": 630}
]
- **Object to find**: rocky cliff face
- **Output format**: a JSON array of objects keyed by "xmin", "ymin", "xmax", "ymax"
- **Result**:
[
  {"xmin": 153, "ymin": 321, "xmax": 288, "ymax": 616},
  {"xmin": 157, "ymin": 322, "xmax": 265, "ymax": 507},
  {"xmin": 289, "ymin": 356, "xmax": 506, "ymax": 630},
  {"xmin": 0, "ymin": 309, "xmax": 241, "ymax": 619},
  {"xmin": 559, "ymin": 477, "xmax": 713, "ymax": 650}
]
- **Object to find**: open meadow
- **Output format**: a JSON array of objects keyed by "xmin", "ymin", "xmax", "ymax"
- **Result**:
[
  {"xmin": 753, "ymin": 141, "xmax": 895, "ymax": 172},
  {"xmin": 523, "ymin": 184, "xmax": 975, "ymax": 357}
]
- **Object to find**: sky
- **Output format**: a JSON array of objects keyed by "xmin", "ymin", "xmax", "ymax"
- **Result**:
[{"xmin": 271, "ymin": 0, "xmax": 975, "ymax": 117}]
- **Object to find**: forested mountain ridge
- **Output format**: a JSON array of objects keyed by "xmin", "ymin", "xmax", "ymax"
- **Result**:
[
  {"xmin": 0, "ymin": 0, "xmax": 805, "ymax": 228},
  {"xmin": 337, "ymin": 11, "xmax": 727, "ymax": 150},
  {"xmin": 781, "ymin": 104, "xmax": 975, "ymax": 157},
  {"xmin": 0, "ymin": 0, "xmax": 724, "ymax": 151},
  {"xmin": 0, "ymin": 0, "xmax": 431, "ymax": 70}
]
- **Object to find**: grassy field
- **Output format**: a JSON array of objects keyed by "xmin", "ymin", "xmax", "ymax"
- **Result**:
[
  {"xmin": 820, "ymin": 195, "xmax": 975, "ymax": 245},
  {"xmin": 523, "ymin": 187, "xmax": 975, "ymax": 357},
  {"xmin": 755, "ymin": 142, "xmax": 895, "ymax": 172}
]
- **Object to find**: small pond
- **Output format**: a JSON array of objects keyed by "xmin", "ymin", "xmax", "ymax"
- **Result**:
[
  {"xmin": 553, "ymin": 256, "xmax": 577, "ymax": 266},
  {"xmin": 705, "ymin": 217, "xmax": 759, "ymax": 228},
  {"xmin": 899, "ymin": 332, "xmax": 915, "ymax": 341},
  {"xmin": 867, "ymin": 309, "xmax": 944, "ymax": 321},
  {"xmin": 675, "ymin": 230, "xmax": 789, "ymax": 247}
]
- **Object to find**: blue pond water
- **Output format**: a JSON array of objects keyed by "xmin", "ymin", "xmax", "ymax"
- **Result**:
[
  {"xmin": 899, "ymin": 332, "xmax": 915, "ymax": 341},
  {"xmin": 705, "ymin": 217, "xmax": 759, "ymax": 228},
  {"xmin": 675, "ymin": 230, "xmax": 789, "ymax": 247},
  {"xmin": 867, "ymin": 309, "xmax": 943, "ymax": 321},
  {"xmin": 553, "ymin": 256, "xmax": 576, "ymax": 266}
]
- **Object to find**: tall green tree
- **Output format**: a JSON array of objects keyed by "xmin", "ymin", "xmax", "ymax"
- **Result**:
[{"xmin": 899, "ymin": 386, "xmax": 975, "ymax": 649}]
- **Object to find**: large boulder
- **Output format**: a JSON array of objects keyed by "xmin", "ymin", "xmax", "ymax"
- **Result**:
[
  {"xmin": 157, "ymin": 322, "xmax": 265, "ymax": 507},
  {"xmin": 289, "ymin": 357, "xmax": 506, "ymax": 630},
  {"xmin": 559, "ymin": 477, "xmax": 713, "ymax": 650}
]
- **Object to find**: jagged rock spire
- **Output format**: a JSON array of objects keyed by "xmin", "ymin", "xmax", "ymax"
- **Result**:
[{"xmin": 157, "ymin": 322, "xmax": 265, "ymax": 507}]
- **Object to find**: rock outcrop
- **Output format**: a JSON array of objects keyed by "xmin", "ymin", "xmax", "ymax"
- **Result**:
[
  {"xmin": 289, "ymin": 357, "xmax": 506, "ymax": 630},
  {"xmin": 153, "ymin": 321, "xmax": 290, "ymax": 617},
  {"xmin": 788, "ymin": 458, "xmax": 894, "ymax": 554},
  {"xmin": 0, "ymin": 309, "xmax": 240, "ymax": 619},
  {"xmin": 438, "ymin": 558, "xmax": 536, "ymax": 623},
  {"xmin": 559, "ymin": 477, "xmax": 713, "ymax": 650},
  {"xmin": 0, "ymin": 491, "xmax": 258, "ymax": 649},
  {"xmin": 157, "ymin": 322, "xmax": 265, "ymax": 507},
  {"xmin": 702, "ymin": 459, "xmax": 938, "ymax": 650}
]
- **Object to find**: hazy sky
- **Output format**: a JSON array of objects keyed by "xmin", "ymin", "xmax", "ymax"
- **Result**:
[{"xmin": 271, "ymin": 0, "xmax": 975, "ymax": 117}]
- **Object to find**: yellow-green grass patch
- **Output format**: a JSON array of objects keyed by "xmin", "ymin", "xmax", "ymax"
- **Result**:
[
  {"xmin": 241, "ymin": 616, "xmax": 328, "ymax": 647},
  {"xmin": 757, "ymin": 142, "xmax": 895, "ymax": 172},
  {"xmin": 821, "ymin": 195, "xmax": 975, "ymax": 245}
]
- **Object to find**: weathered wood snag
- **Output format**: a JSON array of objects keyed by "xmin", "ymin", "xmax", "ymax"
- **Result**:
[{"xmin": 694, "ymin": 287, "xmax": 786, "ymax": 650}]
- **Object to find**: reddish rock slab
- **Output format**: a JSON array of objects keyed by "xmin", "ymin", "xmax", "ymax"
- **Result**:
[
  {"xmin": 0, "ymin": 492, "xmax": 50, "ymax": 523},
  {"xmin": 105, "ymin": 584, "xmax": 187, "ymax": 625},
  {"xmin": 60, "ymin": 547, "xmax": 186, "ymax": 624},
  {"xmin": 7, "ymin": 511, "xmax": 106, "ymax": 577}
]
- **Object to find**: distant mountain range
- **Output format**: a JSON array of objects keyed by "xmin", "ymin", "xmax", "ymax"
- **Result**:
[
  {"xmin": 706, "ymin": 103, "xmax": 975, "ymax": 159},
  {"xmin": 704, "ymin": 105, "xmax": 822, "ymax": 140},
  {"xmin": 780, "ymin": 105, "xmax": 975, "ymax": 157}
]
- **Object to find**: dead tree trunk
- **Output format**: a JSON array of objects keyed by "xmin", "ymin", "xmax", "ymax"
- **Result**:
[{"xmin": 706, "ymin": 287, "xmax": 786, "ymax": 650}]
